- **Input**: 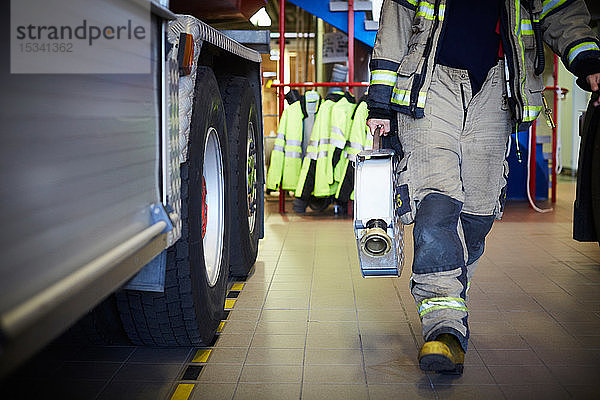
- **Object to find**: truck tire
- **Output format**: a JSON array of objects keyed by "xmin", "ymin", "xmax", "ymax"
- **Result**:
[
  {"xmin": 117, "ymin": 67, "xmax": 230, "ymax": 346},
  {"xmin": 219, "ymin": 77, "xmax": 261, "ymax": 277}
]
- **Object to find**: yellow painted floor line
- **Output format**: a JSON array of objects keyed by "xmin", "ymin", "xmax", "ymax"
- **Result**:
[
  {"xmin": 170, "ymin": 384, "xmax": 194, "ymax": 400},
  {"xmin": 224, "ymin": 298, "xmax": 236, "ymax": 310},
  {"xmin": 217, "ymin": 321, "xmax": 226, "ymax": 333},
  {"xmin": 231, "ymin": 282, "xmax": 245, "ymax": 291},
  {"xmin": 192, "ymin": 349, "xmax": 212, "ymax": 363}
]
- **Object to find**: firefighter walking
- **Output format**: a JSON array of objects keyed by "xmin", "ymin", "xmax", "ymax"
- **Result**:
[{"xmin": 367, "ymin": 0, "xmax": 600, "ymax": 374}]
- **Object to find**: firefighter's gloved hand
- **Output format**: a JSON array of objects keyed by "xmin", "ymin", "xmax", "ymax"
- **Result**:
[
  {"xmin": 367, "ymin": 118, "xmax": 391, "ymax": 136},
  {"xmin": 586, "ymin": 73, "xmax": 600, "ymax": 107}
]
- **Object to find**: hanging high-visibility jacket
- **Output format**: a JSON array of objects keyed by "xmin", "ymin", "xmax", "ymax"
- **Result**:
[
  {"xmin": 295, "ymin": 91, "xmax": 345, "ymax": 199},
  {"xmin": 266, "ymin": 91, "xmax": 321, "ymax": 191},
  {"xmin": 319, "ymin": 93, "xmax": 356, "ymax": 193},
  {"xmin": 335, "ymin": 100, "xmax": 372, "ymax": 202}
]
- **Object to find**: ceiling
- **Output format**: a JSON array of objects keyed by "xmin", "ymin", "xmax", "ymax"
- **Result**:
[
  {"xmin": 202, "ymin": 0, "xmax": 314, "ymax": 31},
  {"xmin": 203, "ymin": 1, "xmax": 600, "ymax": 33}
]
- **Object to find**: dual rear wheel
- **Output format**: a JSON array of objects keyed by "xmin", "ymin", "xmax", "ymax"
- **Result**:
[{"xmin": 115, "ymin": 67, "xmax": 261, "ymax": 346}]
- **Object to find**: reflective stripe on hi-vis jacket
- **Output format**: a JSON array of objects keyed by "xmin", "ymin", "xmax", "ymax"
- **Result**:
[{"xmin": 418, "ymin": 297, "xmax": 468, "ymax": 318}]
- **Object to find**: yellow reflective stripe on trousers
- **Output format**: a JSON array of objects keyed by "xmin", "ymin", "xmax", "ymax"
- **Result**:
[
  {"xmin": 568, "ymin": 42, "xmax": 600, "ymax": 66},
  {"xmin": 391, "ymin": 88, "xmax": 427, "ymax": 108},
  {"xmin": 370, "ymin": 70, "xmax": 397, "ymax": 86},
  {"xmin": 541, "ymin": 0, "xmax": 569, "ymax": 19},
  {"xmin": 418, "ymin": 297, "xmax": 467, "ymax": 317}
]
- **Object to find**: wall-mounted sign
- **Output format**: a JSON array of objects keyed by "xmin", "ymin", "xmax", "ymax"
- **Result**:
[{"xmin": 322, "ymin": 31, "xmax": 348, "ymax": 64}]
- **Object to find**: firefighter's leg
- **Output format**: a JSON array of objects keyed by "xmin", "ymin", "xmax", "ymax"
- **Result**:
[
  {"xmin": 397, "ymin": 65, "xmax": 470, "ymax": 356},
  {"xmin": 411, "ymin": 193, "xmax": 470, "ymax": 351},
  {"xmin": 460, "ymin": 213, "xmax": 495, "ymax": 297},
  {"xmin": 398, "ymin": 133, "xmax": 470, "ymax": 349},
  {"xmin": 460, "ymin": 60, "xmax": 512, "ymax": 295},
  {"xmin": 407, "ymin": 62, "xmax": 510, "ymax": 373}
]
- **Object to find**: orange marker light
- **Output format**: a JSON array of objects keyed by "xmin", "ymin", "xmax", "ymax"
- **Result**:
[{"xmin": 177, "ymin": 33, "xmax": 194, "ymax": 76}]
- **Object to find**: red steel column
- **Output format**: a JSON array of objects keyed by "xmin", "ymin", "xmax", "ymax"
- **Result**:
[
  {"xmin": 346, "ymin": 0, "xmax": 355, "ymax": 217},
  {"xmin": 348, "ymin": 0, "xmax": 354, "ymax": 93},
  {"xmin": 278, "ymin": 0, "xmax": 286, "ymax": 213},
  {"xmin": 552, "ymin": 54, "xmax": 558, "ymax": 203},
  {"xmin": 530, "ymin": 121, "xmax": 537, "ymax": 207}
]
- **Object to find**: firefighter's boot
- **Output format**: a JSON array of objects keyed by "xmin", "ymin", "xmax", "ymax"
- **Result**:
[{"xmin": 418, "ymin": 333, "xmax": 465, "ymax": 375}]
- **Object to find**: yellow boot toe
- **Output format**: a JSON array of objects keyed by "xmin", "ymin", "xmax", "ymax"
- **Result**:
[{"xmin": 418, "ymin": 334, "xmax": 464, "ymax": 375}]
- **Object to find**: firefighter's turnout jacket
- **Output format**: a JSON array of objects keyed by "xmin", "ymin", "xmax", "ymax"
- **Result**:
[
  {"xmin": 368, "ymin": 0, "xmax": 600, "ymax": 129},
  {"xmin": 266, "ymin": 91, "xmax": 321, "ymax": 191}
]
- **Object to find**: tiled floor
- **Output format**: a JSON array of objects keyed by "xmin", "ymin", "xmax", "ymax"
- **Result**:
[{"xmin": 2, "ymin": 178, "xmax": 600, "ymax": 399}]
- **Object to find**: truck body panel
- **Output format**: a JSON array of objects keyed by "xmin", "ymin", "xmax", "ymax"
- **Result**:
[
  {"xmin": 0, "ymin": 0, "xmax": 265, "ymax": 374},
  {"xmin": 0, "ymin": 8, "xmax": 162, "ymax": 321}
]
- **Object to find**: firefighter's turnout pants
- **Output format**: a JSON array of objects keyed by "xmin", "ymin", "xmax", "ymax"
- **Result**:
[{"xmin": 397, "ymin": 61, "xmax": 510, "ymax": 351}]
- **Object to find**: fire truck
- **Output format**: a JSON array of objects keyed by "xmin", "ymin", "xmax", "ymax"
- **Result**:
[{"xmin": 0, "ymin": 0, "xmax": 266, "ymax": 374}]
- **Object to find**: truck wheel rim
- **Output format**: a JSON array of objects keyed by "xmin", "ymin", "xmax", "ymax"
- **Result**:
[
  {"xmin": 203, "ymin": 127, "xmax": 225, "ymax": 287},
  {"xmin": 246, "ymin": 121, "xmax": 257, "ymax": 234}
]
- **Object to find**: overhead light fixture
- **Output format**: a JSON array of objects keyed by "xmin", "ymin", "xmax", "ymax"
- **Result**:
[{"xmin": 250, "ymin": 7, "xmax": 272, "ymax": 27}]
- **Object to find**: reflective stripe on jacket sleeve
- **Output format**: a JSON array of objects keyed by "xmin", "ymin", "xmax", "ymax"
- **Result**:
[{"xmin": 540, "ymin": 0, "xmax": 600, "ymax": 79}]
